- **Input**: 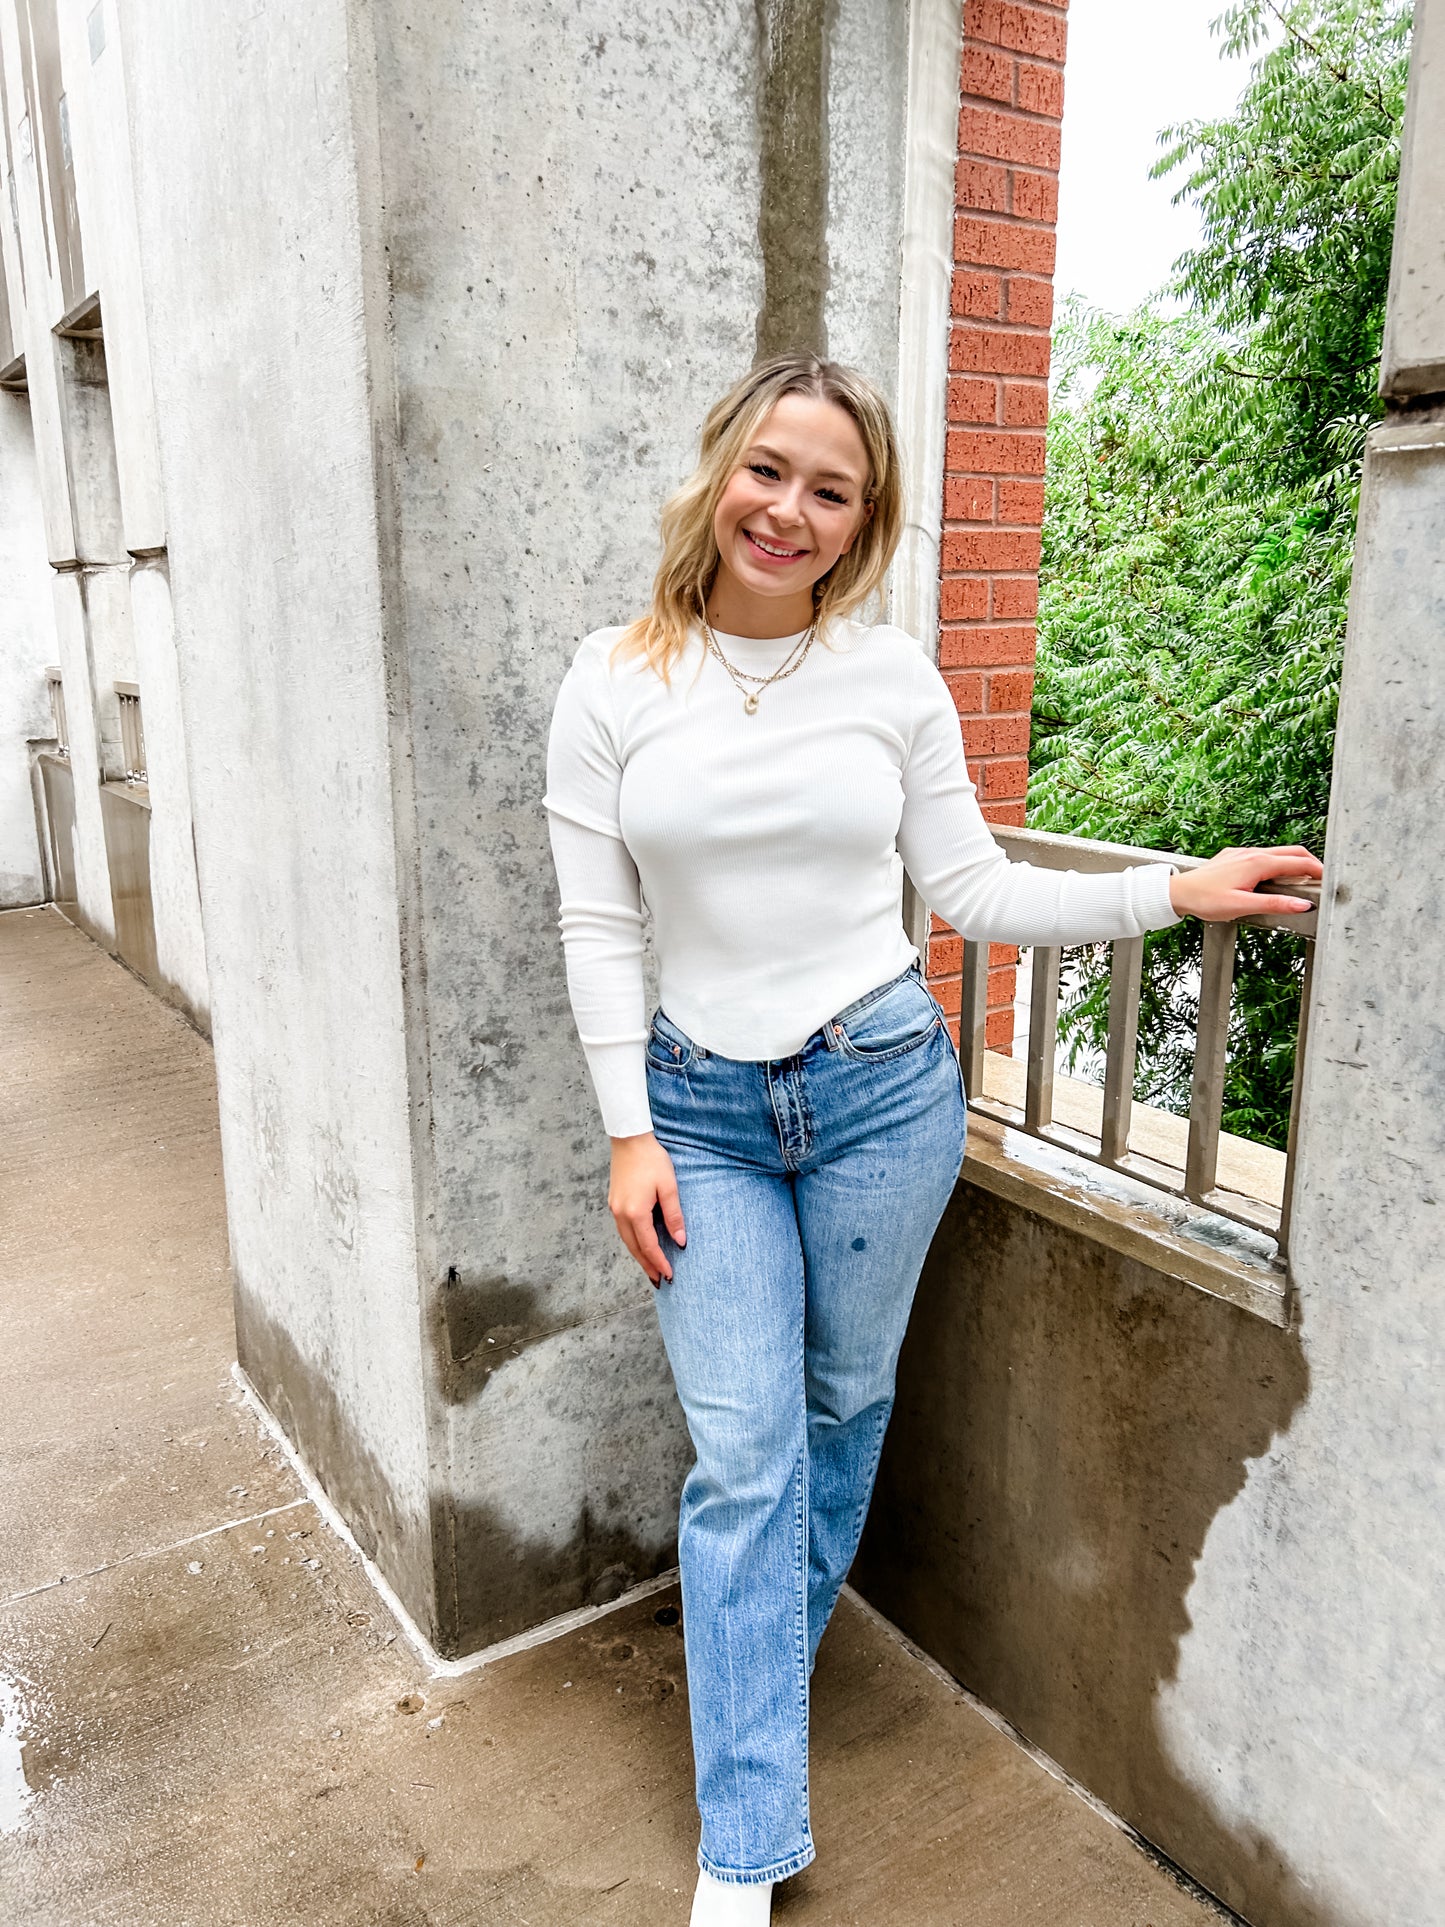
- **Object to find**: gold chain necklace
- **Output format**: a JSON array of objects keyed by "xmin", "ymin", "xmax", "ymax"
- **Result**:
[{"xmin": 700, "ymin": 613, "xmax": 817, "ymax": 714}]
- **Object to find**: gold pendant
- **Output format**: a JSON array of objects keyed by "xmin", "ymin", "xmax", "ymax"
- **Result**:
[{"xmin": 744, "ymin": 692, "xmax": 759, "ymax": 714}]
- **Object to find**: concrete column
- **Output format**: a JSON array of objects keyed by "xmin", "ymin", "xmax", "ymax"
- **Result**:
[
  {"xmin": 1145, "ymin": 4, "xmax": 1445, "ymax": 1914},
  {"xmin": 119, "ymin": 0, "xmax": 959, "ymax": 1654}
]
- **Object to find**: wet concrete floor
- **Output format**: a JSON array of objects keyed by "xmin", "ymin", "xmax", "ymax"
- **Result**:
[{"xmin": 0, "ymin": 907, "xmax": 1230, "ymax": 1925}]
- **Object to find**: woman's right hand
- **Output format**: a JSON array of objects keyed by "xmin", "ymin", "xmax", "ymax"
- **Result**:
[{"xmin": 609, "ymin": 1133, "xmax": 687, "ymax": 1285}]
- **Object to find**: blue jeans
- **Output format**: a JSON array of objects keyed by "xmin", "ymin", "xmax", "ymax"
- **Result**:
[{"xmin": 646, "ymin": 962, "xmax": 968, "ymax": 1886}]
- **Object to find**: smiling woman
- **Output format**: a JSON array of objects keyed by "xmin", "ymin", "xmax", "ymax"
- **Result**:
[{"xmin": 541, "ymin": 351, "xmax": 1320, "ymax": 1927}]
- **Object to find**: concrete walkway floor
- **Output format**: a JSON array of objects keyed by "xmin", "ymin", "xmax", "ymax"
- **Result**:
[{"xmin": 0, "ymin": 906, "xmax": 1231, "ymax": 1927}]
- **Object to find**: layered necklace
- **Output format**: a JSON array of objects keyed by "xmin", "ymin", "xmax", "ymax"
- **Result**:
[{"xmin": 700, "ymin": 610, "xmax": 818, "ymax": 714}]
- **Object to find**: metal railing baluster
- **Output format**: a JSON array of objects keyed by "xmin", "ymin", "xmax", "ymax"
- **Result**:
[
  {"xmin": 959, "ymin": 938, "xmax": 989, "ymax": 1101},
  {"xmin": 1024, "ymin": 945, "xmax": 1060, "ymax": 1134},
  {"xmin": 1185, "ymin": 921, "xmax": 1237, "ymax": 1203},
  {"xmin": 1100, "ymin": 936, "xmax": 1143, "ymax": 1165},
  {"xmin": 1274, "ymin": 938, "xmax": 1316, "ymax": 1269}
]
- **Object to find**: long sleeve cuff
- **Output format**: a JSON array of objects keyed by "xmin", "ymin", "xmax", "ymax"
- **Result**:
[
  {"xmin": 582, "ymin": 1038, "xmax": 654, "ymax": 1139},
  {"xmin": 1131, "ymin": 861, "xmax": 1182, "ymax": 932}
]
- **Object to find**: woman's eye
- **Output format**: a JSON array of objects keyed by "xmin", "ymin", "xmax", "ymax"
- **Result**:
[
  {"xmin": 817, "ymin": 488, "xmax": 847, "ymax": 506},
  {"xmin": 748, "ymin": 462, "xmax": 780, "ymax": 480}
]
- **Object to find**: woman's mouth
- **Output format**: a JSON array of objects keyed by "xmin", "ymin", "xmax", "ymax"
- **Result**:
[{"xmin": 743, "ymin": 528, "xmax": 809, "ymax": 565}]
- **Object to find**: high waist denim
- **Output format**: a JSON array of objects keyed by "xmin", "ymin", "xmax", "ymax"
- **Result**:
[{"xmin": 646, "ymin": 963, "xmax": 968, "ymax": 1885}]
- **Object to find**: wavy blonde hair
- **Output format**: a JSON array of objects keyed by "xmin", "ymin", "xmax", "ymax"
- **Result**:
[{"xmin": 613, "ymin": 353, "xmax": 904, "ymax": 681}]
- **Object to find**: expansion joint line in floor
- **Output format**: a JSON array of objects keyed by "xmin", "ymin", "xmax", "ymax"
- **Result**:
[{"xmin": 0, "ymin": 1499, "xmax": 312, "ymax": 1609}]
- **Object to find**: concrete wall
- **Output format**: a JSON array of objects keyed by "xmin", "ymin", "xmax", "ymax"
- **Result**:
[
  {"xmin": 857, "ymin": 13, "xmax": 1445, "ymax": 1923},
  {"xmin": 0, "ymin": 0, "xmax": 208, "ymax": 1019},
  {"xmin": 358, "ymin": 0, "xmax": 955, "ymax": 1653},
  {"xmin": 117, "ymin": 0, "xmax": 958, "ymax": 1654},
  {"xmin": 0, "ymin": 0, "xmax": 111, "ymax": 946},
  {"xmin": 117, "ymin": 0, "xmax": 437, "ymax": 1623},
  {"xmin": 0, "ymin": 391, "xmax": 51, "ymax": 906},
  {"xmin": 54, "ymin": 0, "xmax": 207, "ymax": 1019}
]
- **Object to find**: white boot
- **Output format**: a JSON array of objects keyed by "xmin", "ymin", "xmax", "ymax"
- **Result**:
[{"xmin": 688, "ymin": 1867, "xmax": 774, "ymax": 1925}]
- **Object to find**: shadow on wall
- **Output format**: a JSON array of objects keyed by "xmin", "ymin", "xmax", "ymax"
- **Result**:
[
  {"xmin": 236, "ymin": 1279, "xmax": 679, "ymax": 1660},
  {"xmin": 853, "ymin": 1184, "xmax": 1330, "ymax": 1927}
]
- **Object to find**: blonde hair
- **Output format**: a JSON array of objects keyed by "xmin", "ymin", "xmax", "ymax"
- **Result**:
[{"xmin": 613, "ymin": 353, "xmax": 904, "ymax": 681}]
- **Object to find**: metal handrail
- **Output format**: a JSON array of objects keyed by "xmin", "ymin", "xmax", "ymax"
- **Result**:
[{"xmin": 958, "ymin": 828, "xmax": 1319, "ymax": 1267}]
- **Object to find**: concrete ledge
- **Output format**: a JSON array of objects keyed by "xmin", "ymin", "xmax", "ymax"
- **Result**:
[
  {"xmin": 962, "ymin": 1113, "xmax": 1291, "ymax": 1328},
  {"xmin": 100, "ymin": 778, "xmax": 151, "ymax": 810}
]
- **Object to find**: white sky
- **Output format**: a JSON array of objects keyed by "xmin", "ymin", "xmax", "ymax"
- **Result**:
[{"xmin": 1054, "ymin": 0, "xmax": 1273, "ymax": 313}]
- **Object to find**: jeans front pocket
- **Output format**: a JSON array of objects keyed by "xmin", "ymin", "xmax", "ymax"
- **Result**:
[
  {"xmin": 833, "ymin": 973, "xmax": 942, "ymax": 1062},
  {"xmin": 646, "ymin": 1007, "xmax": 701, "ymax": 1072}
]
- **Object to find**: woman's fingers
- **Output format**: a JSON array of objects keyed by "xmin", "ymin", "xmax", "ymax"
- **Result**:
[
  {"xmin": 607, "ymin": 1134, "xmax": 684, "ymax": 1288},
  {"xmin": 657, "ymin": 1174, "xmax": 687, "ymax": 1247},
  {"xmin": 629, "ymin": 1211, "xmax": 672, "ymax": 1285},
  {"xmin": 613, "ymin": 1213, "xmax": 662, "ymax": 1286},
  {"xmin": 1252, "ymin": 894, "xmax": 1318, "ymax": 915},
  {"xmin": 1249, "ymin": 847, "xmax": 1323, "ymax": 881}
]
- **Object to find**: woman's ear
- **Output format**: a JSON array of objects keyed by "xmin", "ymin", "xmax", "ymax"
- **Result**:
[{"xmin": 839, "ymin": 497, "xmax": 875, "ymax": 556}]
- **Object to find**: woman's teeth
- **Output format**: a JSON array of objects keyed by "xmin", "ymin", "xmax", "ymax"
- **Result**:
[{"xmin": 745, "ymin": 530, "xmax": 806, "ymax": 559}]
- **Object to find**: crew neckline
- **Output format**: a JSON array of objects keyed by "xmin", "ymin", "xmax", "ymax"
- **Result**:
[{"xmin": 706, "ymin": 623, "xmax": 811, "ymax": 645}]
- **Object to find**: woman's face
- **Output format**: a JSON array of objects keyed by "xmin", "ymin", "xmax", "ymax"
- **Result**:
[{"xmin": 711, "ymin": 394, "xmax": 873, "ymax": 613}]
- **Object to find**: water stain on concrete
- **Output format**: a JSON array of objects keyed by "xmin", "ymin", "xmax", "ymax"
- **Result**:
[
  {"xmin": 436, "ymin": 1492, "xmax": 674, "ymax": 1660},
  {"xmin": 236, "ymin": 1276, "xmax": 675, "ymax": 1659},
  {"xmin": 233, "ymin": 1284, "xmax": 435, "ymax": 1614},
  {"xmin": 754, "ymin": 0, "xmax": 835, "ymax": 362},
  {"xmin": 432, "ymin": 1268, "xmax": 587, "ymax": 1404}
]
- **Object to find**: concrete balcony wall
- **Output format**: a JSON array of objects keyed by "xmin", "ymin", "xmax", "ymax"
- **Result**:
[
  {"xmin": 53, "ymin": 0, "xmax": 207, "ymax": 1021},
  {"xmin": 0, "ymin": 0, "xmax": 208, "ymax": 1018},
  {"xmin": 0, "ymin": 392, "xmax": 51, "ymax": 907}
]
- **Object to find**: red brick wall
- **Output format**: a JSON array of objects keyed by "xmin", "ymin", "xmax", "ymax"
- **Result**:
[{"xmin": 927, "ymin": 0, "xmax": 1066, "ymax": 1053}]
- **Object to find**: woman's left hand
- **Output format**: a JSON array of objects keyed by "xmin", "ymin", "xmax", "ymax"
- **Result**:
[{"xmin": 1168, "ymin": 845, "xmax": 1323, "ymax": 922}]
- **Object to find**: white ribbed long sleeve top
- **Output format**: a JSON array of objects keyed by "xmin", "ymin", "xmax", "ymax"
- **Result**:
[{"xmin": 544, "ymin": 618, "xmax": 1180, "ymax": 1138}]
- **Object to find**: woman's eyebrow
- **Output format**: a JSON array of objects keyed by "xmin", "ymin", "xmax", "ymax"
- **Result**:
[{"xmin": 748, "ymin": 442, "xmax": 862, "ymax": 487}]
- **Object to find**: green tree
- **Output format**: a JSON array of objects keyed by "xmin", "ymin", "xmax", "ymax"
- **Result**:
[{"xmin": 1030, "ymin": 0, "xmax": 1411, "ymax": 1148}]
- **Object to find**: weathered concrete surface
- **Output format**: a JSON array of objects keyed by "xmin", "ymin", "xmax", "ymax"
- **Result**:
[
  {"xmin": 0, "ymin": 909, "xmax": 293, "ymax": 1601},
  {"xmin": 0, "ymin": 0, "xmax": 208, "ymax": 1016},
  {"xmin": 856, "ymin": 381, "xmax": 1445, "ymax": 1927},
  {"xmin": 1380, "ymin": 0, "xmax": 1445, "ymax": 398},
  {"xmin": 0, "ymin": 401, "xmax": 50, "ymax": 909},
  {"xmin": 359, "ymin": 0, "xmax": 768, "ymax": 1652},
  {"xmin": 115, "ymin": 0, "xmax": 953, "ymax": 1655},
  {"xmin": 857, "ymin": 1185, "xmax": 1314, "ymax": 1923},
  {"xmin": 0, "ymin": 1568, "xmax": 1233, "ymax": 1927},
  {"xmin": 119, "ymin": 0, "xmax": 436, "ymax": 1634},
  {"xmin": 359, "ymin": 0, "xmax": 944, "ymax": 1654},
  {"xmin": 50, "ymin": 0, "xmax": 207, "ymax": 1022}
]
